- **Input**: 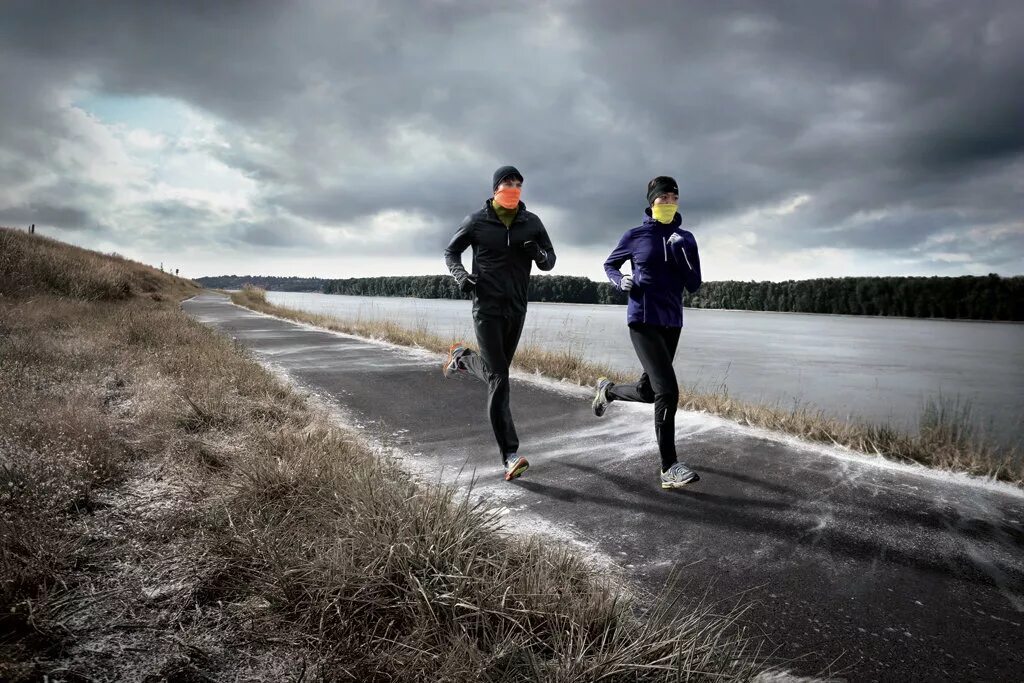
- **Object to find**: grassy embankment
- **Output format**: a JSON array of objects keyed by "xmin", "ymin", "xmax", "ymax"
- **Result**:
[
  {"xmin": 1, "ymin": 227, "xmax": 761, "ymax": 680},
  {"xmin": 231, "ymin": 285, "xmax": 1022, "ymax": 486}
]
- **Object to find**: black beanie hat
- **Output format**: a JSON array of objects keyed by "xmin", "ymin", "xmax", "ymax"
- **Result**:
[
  {"xmin": 493, "ymin": 165, "xmax": 524, "ymax": 191},
  {"xmin": 647, "ymin": 176, "xmax": 679, "ymax": 205}
]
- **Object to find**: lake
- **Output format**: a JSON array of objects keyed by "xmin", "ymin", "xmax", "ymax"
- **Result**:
[{"xmin": 264, "ymin": 292, "xmax": 1024, "ymax": 448}]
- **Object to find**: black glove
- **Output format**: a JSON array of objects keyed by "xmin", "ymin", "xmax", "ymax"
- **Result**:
[
  {"xmin": 459, "ymin": 273, "xmax": 478, "ymax": 293},
  {"xmin": 522, "ymin": 240, "xmax": 546, "ymax": 263}
]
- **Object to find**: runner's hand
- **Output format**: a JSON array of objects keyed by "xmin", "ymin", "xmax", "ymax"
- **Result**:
[
  {"xmin": 522, "ymin": 240, "xmax": 546, "ymax": 263},
  {"xmin": 667, "ymin": 232, "xmax": 682, "ymax": 247},
  {"xmin": 459, "ymin": 274, "xmax": 478, "ymax": 293},
  {"xmin": 620, "ymin": 274, "xmax": 633, "ymax": 291}
]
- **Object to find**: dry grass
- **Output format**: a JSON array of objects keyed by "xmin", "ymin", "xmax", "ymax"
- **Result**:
[
  {"xmin": 0, "ymin": 227, "xmax": 196, "ymax": 301},
  {"xmin": 232, "ymin": 285, "xmax": 1022, "ymax": 486},
  {"xmin": 1, "ymin": 229, "xmax": 762, "ymax": 679}
]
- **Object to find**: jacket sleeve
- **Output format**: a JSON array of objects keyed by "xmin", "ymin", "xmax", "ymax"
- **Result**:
[
  {"xmin": 671, "ymin": 230, "xmax": 702, "ymax": 293},
  {"xmin": 444, "ymin": 215, "xmax": 474, "ymax": 284},
  {"xmin": 533, "ymin": 219, "xmax": 556, "ymax": 271},
  {"xmin": 603, "ymin": 231, "xmax": 632, "ymax": 289}
]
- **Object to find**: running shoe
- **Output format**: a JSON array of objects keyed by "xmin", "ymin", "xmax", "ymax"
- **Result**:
[
  {"xmin": 592, "ymin": 377, "xmax": 613, "ymax": 417},
  {"xmin": 504, "ymin": 454, "xmax": 529, "ymax": 481},
  {"xmin": 443, "ymin": 343, "xmax": 466, "ymax": 378},
  {"xmin": 660, "ymin": 462, "xmax": 699, "ymax": 489}
]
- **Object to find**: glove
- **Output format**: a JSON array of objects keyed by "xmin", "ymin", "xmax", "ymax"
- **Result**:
[
  {"xmin": 667, "ymin": 232, "xmax": 682, "ymax": 247},
  {"xmin": 522, "ymin": 240, "xmax": 546, "ymax": 263},
  {"xmin": 459, "ymin": 274, "xmax": 478, "ymax": 293},
  {"xmin": 619, "ymin": 274, "xmax": 633, "ymax": 292}
]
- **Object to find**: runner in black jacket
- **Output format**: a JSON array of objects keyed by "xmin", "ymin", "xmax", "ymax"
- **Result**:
[{"xmin": 442, "ymin": 166, "xmax": 556, "ymax": 481}]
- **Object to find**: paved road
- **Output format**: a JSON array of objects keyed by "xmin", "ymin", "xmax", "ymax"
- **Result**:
[{"xmin": 185, "ymin": 293, "xmax": 1024, "ymax": 681}]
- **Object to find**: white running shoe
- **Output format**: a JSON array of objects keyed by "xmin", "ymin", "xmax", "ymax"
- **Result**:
[
  {"xmin": 504, "ymin": 454, "xmax": 529, "ymax": 481},
  {"xmin": 661, "ymin": 462, "xmax": 699, "ymax": 489},
  {"xmin": 592, "ymin": 377, "xmax": 613, "ymax": 417}
]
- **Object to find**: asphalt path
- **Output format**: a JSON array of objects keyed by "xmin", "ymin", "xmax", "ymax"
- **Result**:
[{"xmin": 184, "ymin": 293, "xmax": 1024, "ymax": 681}]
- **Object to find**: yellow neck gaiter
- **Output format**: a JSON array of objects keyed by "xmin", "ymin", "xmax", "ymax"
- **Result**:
[{"xmin": 651, "ymin": 204, "xmax": 678, "ymax": 224}]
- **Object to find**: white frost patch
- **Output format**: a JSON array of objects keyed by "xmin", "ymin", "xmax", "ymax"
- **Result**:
[
  {"xmin": 96, "ymin": 465, "xmax": 188, "ymax": 523},
  {"xmin": 962, "ymin": 541, "xmax": 1024, "ymax": 613},
  {"xmin": 141, "ymin": 580, "xmax": 190, "ymax": 602},
  {"xmin": 748, "ymin": 426, "xmax": 1024, "ymax": 500},
  {"xmin": 753, "ymin": 671, "xmax": 842, "ymax": 683}
]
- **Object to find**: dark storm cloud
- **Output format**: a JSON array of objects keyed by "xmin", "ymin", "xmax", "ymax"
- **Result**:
[
  {"xmin": 568, "ymin": 1, "xmax": 1024, "ymax": 245},
  {"xmin": 909, "ymin": 103, "xmax": 1024, "ymax": 171},
  {"xmin": 229, "ymin": 217, "xmax": 328, "ymax": 249},
  {"xmin": 0, "ymin": 204, "xmax": 95, "ymax": 230},
  {"xmin": 0, "ymin": 0, "xmax": 1021, "ymax": 271}
]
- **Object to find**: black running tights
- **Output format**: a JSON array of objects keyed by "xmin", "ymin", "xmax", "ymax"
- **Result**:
[{"xmin": 607, "ymin": 322, "xmax": 681, "ymax": 471}]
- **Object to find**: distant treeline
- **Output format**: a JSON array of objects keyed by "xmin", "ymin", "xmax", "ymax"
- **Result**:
[
  {"xmin": 322, "ymin": 274, "xmax": 1023, "ymax": 321},
  {"xmin": 194, "ymin": 275, "xmax": 328, "ymax": 292},
  {"xmin": 323, "ymin": 274, "xmax": 629, "ymax": 305},
  {"xmin": 196, "ymin": 273, "xmax": 1023, "ymax": 321},
  {"xmin": 690, "ymin": 275, "xmax": 1023, "ymax": 320}
]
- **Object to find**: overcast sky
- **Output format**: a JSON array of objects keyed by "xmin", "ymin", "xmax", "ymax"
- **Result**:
[{"xmin": 1, "ymin": 1, "xmax": 1022, "ymax": 282}]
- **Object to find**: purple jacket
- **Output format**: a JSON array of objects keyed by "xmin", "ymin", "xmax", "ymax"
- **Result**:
[{"xmin": 604, "ymin": 209, "xmax": 702, "ymax": 328}]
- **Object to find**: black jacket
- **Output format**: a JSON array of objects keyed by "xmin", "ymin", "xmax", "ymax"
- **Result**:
[{"xmin": 444, "ymin": 199, "xmax": 556, "ymax": 317}]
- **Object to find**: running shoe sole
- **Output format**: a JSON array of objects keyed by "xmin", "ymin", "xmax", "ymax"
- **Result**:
[
  {"xmin": 443, "ymin": 343, "xmax": 463, "ymax": 378},
  {"xmin": 661, "ymin": 472, "xmax": 700, "ymax": 489},
  {"xmin": 592, "ymin": 378, "xmax": 611, "ymax": 417},
  {"xmin": 504, "ymin": 457, "xmax": 529, "ymax": 481}
]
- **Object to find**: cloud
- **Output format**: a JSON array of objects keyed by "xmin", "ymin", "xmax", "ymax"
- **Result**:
[
  {"xmin": 0, "ymin": 203, "xmax": 97, "ymax": 231},
  {"xmin": 0, "ymin": 0, "xmax": 1021, "ymax": 279}
]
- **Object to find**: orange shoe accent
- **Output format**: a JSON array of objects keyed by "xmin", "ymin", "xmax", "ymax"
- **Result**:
[{"xmin": 504, "ymin": 456, "xmax": 529, "ymax": 481}]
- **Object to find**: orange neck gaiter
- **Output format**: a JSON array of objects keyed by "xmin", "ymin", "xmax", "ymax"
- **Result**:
[{"xmin": 493, "ymin": 187, "xmax": 521, "ymax": 210}]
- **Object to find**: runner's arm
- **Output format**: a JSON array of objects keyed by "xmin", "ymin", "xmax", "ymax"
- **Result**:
[
  {"xmin": 533, "ymin": 221, "xmax": 557, "ymax": 271},
  {"xmin": 603, "ymin": 232, "xmax": 633, "ymax": 289},
  {"xmin": 444, "ymin": 215, "xmax": 474, "ymax": 285}
]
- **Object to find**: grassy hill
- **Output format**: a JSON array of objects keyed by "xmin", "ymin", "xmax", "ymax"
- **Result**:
[{"xmin": 1, "ymin": 229, "xmax": 198, "ymax": 301}]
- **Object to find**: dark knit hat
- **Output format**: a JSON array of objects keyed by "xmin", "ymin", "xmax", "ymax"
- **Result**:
[
  {"xmin": 493, "ymin": 165, "xmax": 524, "ymax": 191},
  {"xmin": 647, "ymin": 176, "xmax": 679, "ymax": 205}
]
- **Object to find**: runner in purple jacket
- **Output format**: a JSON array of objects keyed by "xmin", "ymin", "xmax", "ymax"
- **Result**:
[{"xmin": 592, "ymin": 176, "xmax": 703, "ymax": 489}]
